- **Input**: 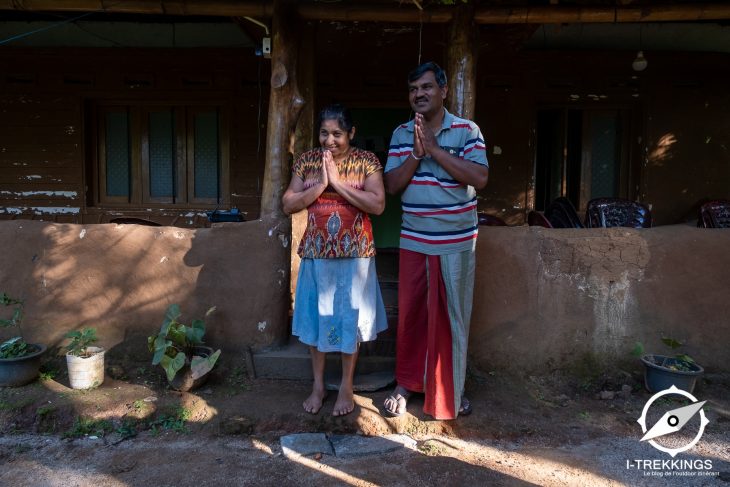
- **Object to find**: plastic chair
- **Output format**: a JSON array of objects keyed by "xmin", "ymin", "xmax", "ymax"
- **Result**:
[
  {"xmin": 698, "ymin": 200, "xmax": 730, "ymax": 228},
  {"xmin": 477, "ymin": 213, "xmax": 507, "ymax": 226},
  {"xmin": 585, "ymin": 198, "xmax": 652, "ymax": 228},
  {"xmin": 527, "ymin": 211, "xmax": 553, "ymax": 228},
  {"xmin": 544, "ymin": 197, "xmax": 584, "ymax": 228}
]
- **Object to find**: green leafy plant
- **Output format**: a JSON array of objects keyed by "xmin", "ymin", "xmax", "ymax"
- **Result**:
[
  {"xmin": 633, "ymin": 337, "xmax": 697, "ymax": 372},
  {"xmin": 147, "ymin": 304, "xmax": 221, "ymax": 383},
  {"xmin": 63, "ymin": 416, "xmax": 114, "ymax": 439},
  {"xmin": 0, "ymin": 293, "xmax": 37, "ymax": 359},
  {"xmin": 64, "ymin": 328, "xmax": 99, "ymax": 357},
  {"xmin": 147, "ymin": 406, "xmax": 192, "ymax": 434}
]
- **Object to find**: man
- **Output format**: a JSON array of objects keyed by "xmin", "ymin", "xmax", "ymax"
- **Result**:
[{"xmin": 383, "ymin": 61, "xmax": 488, "ymax": 420}]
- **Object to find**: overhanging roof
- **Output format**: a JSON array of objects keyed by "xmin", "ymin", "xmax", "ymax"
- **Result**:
[{"xmin": 1, "ymin": 1, "xmax": 730, "ymax": 24}]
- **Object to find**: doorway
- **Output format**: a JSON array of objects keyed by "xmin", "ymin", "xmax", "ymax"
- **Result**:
[{"xmin": 534, "ymin": 107, "xmax": 632, "ymax": 214}]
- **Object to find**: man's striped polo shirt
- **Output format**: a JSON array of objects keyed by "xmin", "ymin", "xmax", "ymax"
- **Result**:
[{"xmin": 385, "ymin": 108, "xmax": 488, "ymax": 255}]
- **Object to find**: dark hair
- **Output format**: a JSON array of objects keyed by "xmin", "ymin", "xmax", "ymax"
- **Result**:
[
  {"xmin": 317, "ymin": 104, "xmax": 354, "ymax": 133},
  {"xmin": 408, "ymin": 61, "xmax": 447, "ymax": 88}
]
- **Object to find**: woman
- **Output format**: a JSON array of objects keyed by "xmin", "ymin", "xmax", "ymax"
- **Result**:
[{"xmin": 282, "ymin": 104, "xmax": 388, "ymax": 417}]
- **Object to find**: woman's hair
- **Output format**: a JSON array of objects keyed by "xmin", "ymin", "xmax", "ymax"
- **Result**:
[
  {"xmin": 318, "ymin": 104, "xmax": 354, "ymax": 133},
  {"xmin": 408, "ymin": 61, "xmax": 447, "ymax": 88}
]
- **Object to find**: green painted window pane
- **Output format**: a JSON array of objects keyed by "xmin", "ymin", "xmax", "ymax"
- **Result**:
[
  {"xmin": 149, "ymin": 110, "xmax": 175, "ymax": 198},
  {"xmin": 105, "ymin": 111, "xmax": 130, "ymax": 197},
  {"xmin": 194, "ymin": 111, "xmax": 219, "ymax": 200},
  {"xmin": 590, "ymin": 113, "xmax": 619, "ymax": 199}
]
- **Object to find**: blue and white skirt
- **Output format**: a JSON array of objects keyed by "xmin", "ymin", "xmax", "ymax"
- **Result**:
[{"xmin": 292, "ymin": 257, "xmax": 388, "ymax": 354}]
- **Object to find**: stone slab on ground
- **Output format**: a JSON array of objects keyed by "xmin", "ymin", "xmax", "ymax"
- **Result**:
[
  {"xmin": 280, "ymin": 433, "xmax": 334, "ymax": 459},
  {"xmin": 329, "ymin": 434, "xmax": 416, "ymax": 458}
]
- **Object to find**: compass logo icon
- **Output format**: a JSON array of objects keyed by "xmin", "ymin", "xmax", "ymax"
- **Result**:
[{"xmin": 637, "ymin": 385, "xmax": 710, "ymax": 457}]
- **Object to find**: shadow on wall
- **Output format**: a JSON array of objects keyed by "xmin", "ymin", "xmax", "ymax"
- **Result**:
[{"xmin": 0, "ymin": 219, "xmax": 290, "ymax": 357}]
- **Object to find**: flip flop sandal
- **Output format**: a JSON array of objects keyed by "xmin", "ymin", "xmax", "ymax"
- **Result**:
[
  {"xmin": 383, "ymin": 392, "xmax": 410, "ymax": 417},
  {"xmin": 458, "ymin": 399, "xmax": 473, "ymax": 417}
]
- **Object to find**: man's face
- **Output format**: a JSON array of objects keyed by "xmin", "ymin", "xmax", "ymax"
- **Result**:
[{"xmin": 408, "ymin": 70, "xmax": 447, "ymax": 116}]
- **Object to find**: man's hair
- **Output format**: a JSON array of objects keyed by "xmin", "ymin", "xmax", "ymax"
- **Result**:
[
  {"xmin": 407, "ymin": 62, "xmax": 447, "ymax": 88},
  {"xmin": 317, "ymin": 103, "xmax": 354, "ymax": 133}
]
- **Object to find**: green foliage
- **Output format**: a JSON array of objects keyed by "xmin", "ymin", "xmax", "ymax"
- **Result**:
[
  {"xmin": 147, "ymin": 304, "xmax": 220, "ymax": 383},
  {"xmin": 661, "ymin": 337, "xmax": 683, "ymax": 350},
  {"xmin": 115, "ymin": 418, "xmax": 139, "ymax": 439},
  {"xmin": 148, "ymin": 406, "xmax": 191, "ymax": 434},
  {"xmin": 635, "ymin": 337, "xmax": 697, "ymax": 371},
  {"xmin": 64, "ymin": 328, "xmax": 99, "ymax": 357},
  {"xmin": 0, "ymin": 293, "xmax": 36, "ymax": 359},
  {"xmin": 0, "ymin": 337, "xmax": 32, "ymax": 359},
  {"xmin": 63, "ymin": 416, "xmax": 114, "ymax": 438},
  {"xmin": 0, "ymin": 293, "xmax": 23, "ymax": 328}
]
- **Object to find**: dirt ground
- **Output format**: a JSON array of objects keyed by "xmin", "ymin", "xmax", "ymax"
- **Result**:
[{"xmin": 1, "ymin": 353, "xmax": 729, "ymax": 486}]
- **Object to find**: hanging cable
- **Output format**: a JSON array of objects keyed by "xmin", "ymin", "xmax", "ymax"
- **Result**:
[{"xmin": 0, "ymin": 1, "xmax": 128, "ymax": 46}]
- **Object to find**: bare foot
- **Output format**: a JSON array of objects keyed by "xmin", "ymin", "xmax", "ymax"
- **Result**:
[
  {"xmin": 383, "ymin": 385, "xmax": 411, "ymax": 417},
  {"xmin": 303, "ymin": 386, "xmax": 327, "ymax": 414},
  {"xmin": 332, "ymin": 388, "xmax": 354, "ymax": 417}
]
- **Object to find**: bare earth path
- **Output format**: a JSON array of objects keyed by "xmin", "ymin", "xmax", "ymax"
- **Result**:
[{"xmin": 1, "ymin": 361, "xmax": 728, "ymax": 486}]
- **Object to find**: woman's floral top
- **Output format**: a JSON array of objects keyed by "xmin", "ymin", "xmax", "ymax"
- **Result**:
[{"xmin": 293, "ymin": 147, "xmax": 382, "ymax": 259}]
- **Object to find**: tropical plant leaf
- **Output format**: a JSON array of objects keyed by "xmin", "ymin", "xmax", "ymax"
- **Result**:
[
  {"xmin": 159, "ymin": 304, "xmax": 181, "ymax": 337},
  {"xmin": 152, "ymin": 337, "xmax": 172, "ymax": 365},
  {"xmin": 165, "ymin": 324, "xmax": 186, "ymax": 347},
  {"xmin": 190, "ymin": 349, "xmax": 221, "ymax": 380},
  {"xmin": 161, "ymin": 351, "xmax": 186, "ymax": 382},
  {"xmin": 205, "ymin": 306, "xmax": 217, "ymax": 317},
  {"xmin": 164, "ymin": 303, "xmax": 181, "ymax": 323},
  {"xmin": 675, "ymin": 353, "xmax": 695, "ymax": 364},
  {"xmin": 631, "ymin": 342, "xmax": 644, "ymax": 357},
  {"xmin": 661, "ymin": 337, "xmax": 683, "ymax": 349},
  {"xmin": 187, "ymin": 319, "xmax": 205, "ymax": 344}
]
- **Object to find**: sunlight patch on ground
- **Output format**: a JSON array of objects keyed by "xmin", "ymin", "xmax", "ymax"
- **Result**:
[{"xmin": 286, "ymin": 452, "xmax": 379, "ymax": 487}]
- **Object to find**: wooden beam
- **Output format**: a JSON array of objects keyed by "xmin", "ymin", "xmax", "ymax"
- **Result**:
[
  {"xmin": 260, "ymin": 0, "xmax": 304, "ymax": 220},
  {"xmin": 0, "ymin": 0, "xmax": 272, "ymax": 17},
  {"xmin": 446, "ymin": 3, "xmax": 477, "ymax": 120},
  {"xmin": 2, "ymin": 1, "xmax": 729, "ymax": 23},
  {"xmin": 297, "ymin": 4, "xmax": 451, "ymax": 23},
  {"xmin": 473, "ymin": 4, "xmax": 730, "ymax": 24}
]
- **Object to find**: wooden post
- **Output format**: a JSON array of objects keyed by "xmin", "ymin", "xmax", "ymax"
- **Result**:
[
  {"xmin": 260, "ymin": 0, "xmax": 305, "ymax": 220},
  {"xmin": 258, "ymin": 1, "xmax": 305, "ymax": 347},
  {"xmin": 446, "ymin": 3, "xmax": 478, "ymax": 120},
  {"xmin": 290, "ymin": 21, "xmax": 316, "ymax": 302}
]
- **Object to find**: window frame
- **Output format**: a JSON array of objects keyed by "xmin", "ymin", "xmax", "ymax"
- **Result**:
[{"xmin": 91, "ymin": 100, "xmax": 229, "ymax": 209}]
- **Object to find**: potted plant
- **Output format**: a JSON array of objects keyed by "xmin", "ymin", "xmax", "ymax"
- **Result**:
[
  {"xmin": 64, "ymin": 328, "xmax": 105, "ymax": 389},
  {"xmin": 0, "ymin": 293, "xmax": 46, "ymax": 386},
  {"xmin": 635, "ymin": 337, "xmax": 704, "ymax": 394},
  {"xmin": 147, "ymin": 304, "xmax": 221, "ymax": 392}
]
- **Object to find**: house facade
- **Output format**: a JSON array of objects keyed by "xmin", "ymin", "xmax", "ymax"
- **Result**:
[{"xmin": 1, "ymin": 1, "xmax": 729, "ymax": 372}]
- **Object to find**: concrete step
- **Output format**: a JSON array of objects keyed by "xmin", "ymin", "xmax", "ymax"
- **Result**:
[{"xmin": 252, "ymin": 341, "xmax": 395, "ymax": 391}]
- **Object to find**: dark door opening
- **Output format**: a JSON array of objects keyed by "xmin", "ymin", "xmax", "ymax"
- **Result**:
[{"xmin": 535, "ymin": 107, "xmax": 632, "ymax": 214}]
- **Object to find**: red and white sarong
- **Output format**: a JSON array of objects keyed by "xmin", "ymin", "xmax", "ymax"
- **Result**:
[{"xmin": 395, "ymin": 248, "xmax": 475, "ymax": 420}]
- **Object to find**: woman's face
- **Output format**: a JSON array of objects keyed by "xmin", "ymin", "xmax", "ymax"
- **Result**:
[{"xmin": 319, "ymin": 119, "xmax": 354, "ymax": 159}]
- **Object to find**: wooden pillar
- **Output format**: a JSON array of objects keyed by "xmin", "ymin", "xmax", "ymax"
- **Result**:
[
  {"xmin": 259, "ymin": 1, "xmax": 305, "ymax": 345},
  {"xmin": 445, "ymin": 3, "xmax": 478, "ymax": 120},
  {"xmin": 260, "ymin": 0, "xmax": 305, "ymax": 220},
  {"xmin": 290, "ymin": 21, "xmax": 316, "ymax": 301}
]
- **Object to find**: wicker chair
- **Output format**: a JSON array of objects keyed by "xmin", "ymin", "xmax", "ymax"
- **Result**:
[
  {"xmin": 544, "ymin": 197, "xmax": 584, "ymax": 228},
  {"xmin": 698, "ymin": 200, "xmax": 730, "ymax": 228},
  {"xmin": 585, "ymin": 198, "xmax": 652, "ymax": 228},
  {"xmin": 527, "ymin": 210, "xmax": 553, "ymax": 228}
]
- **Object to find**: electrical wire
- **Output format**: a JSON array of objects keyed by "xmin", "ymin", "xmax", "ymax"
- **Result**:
[{"xmin": 0, "ymin": 1, "xmax": 128, "ymax": 46}]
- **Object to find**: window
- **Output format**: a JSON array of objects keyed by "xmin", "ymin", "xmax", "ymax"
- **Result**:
[
  {"xmin": 534, "ymin": 107, "xmax": 632, "ymax": 213},
  {"xmin": 93, "ymin": 103, "xmax": 228, "ymax": 207}
]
